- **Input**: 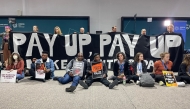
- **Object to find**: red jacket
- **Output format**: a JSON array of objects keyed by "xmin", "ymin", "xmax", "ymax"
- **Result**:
[{"xmin": 6, "ymin": 60, "xmax": 24, "ymax": 74}]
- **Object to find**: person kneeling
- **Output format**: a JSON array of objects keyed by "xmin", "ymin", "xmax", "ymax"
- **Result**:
[
  {"xmin": 29, "ymin": 51, "xmax": 55, "ymax": 82},
  {"xmin": 53, "ymin": 53, "xmax": 87, "ymax": 92},
  {"xmin": 79, "ymin": 53, "xmax": 118, "ymax": 89},
  {"xmin": 6, "ymin": 52, "xmax": 25, "ymax": 83}
]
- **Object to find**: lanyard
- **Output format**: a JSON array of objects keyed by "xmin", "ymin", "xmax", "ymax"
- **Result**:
[
  {"xmin": 161, "ymin": 60, "xmax": 168, "ymax": 70},
  {"xmin": 137, "ymin": 63, "xmax": 142, "ymax": 72}
]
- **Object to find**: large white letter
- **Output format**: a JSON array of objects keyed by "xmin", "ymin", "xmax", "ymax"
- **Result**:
[
  {"xmin": 165, "ymin": 35, "xmax": 182, "ymax": 52},
  {"xmin": 107, "ymin": 59, "xmax": 113, "ymax": 69},
  {"xmin": 108, "ymin": 34, "xmax": 125, "ymax": 57},
  {"xmin": 44, "ymin": 34, "xmax": 57, "ymax": 57},
  {"xmin": 61, "ymin": 60, "xmax": 67, "ymax": 69},
  {"xmin": 26, "ymin": 33, "xmax": 43, "ymax": 56},
  {"xmin": 79, "ymin": 34, "xmax": 91, "ymax": 53},
  {"xmin": 122, "ymin": 34, "xmax": 139, "ymax": 57},
  {"xmin": 65, "ymin": 34, "xmax": 77, "ymax": 56},
  {"xmin": 54, "ymin": 60, "xmax": 59, "ymax": 70},
  {"xmin": 150, "ymin": 35, "xmax": 164, "ymax": 58},
  {"xmin": 100, "ymin": 34, "xmax": 111, "ymax": 57},
  {"xmin": 13, "ymin": 33, "xmax": 26, "ymax": 53}
]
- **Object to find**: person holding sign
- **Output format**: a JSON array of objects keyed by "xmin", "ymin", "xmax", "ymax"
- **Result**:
[
  {"xmin": 53, "ymin": 53, "xmax": 87, "ymax": 92},
  {"xmin": 153, "ymin": 52, "xmax": 173, "ymax": 86},
  {"xmin": 79, "ymin": 53, "xmax": 118, "ymax": 89},
  {"xmin": 110, "ymin": 52, "xmax": 130, "ymax": 84},
  {"xmin": 178, "ymin": 54, "xmax": 190, "ymax": 84},
  {"xmin": 29, "ymin": 51, "xmax": 55, "ymax": 82},
  {"xmin": 130, "ymin": 52, "xmax": 147, "ymax": 85},
  {"xmin": 6, "ymin": 52, "xmax": 25, "ymax": 83}
]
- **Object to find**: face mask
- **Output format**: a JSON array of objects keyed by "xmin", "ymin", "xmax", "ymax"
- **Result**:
[{"xmin": 13, "ymin": 55, "xmax": 18, "ymax": 60}]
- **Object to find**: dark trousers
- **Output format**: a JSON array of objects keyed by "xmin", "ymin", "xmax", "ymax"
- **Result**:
[
  {"xmin": 29, "ymin": 69, "xmax": 51, "ymax": 80},
  {"xmin": 151, "ymin": 74, "xmax": 180, "ymax": 84},
  {"xmin": 178, "ymin": 76, "xmax": 190, "ymax": 83},
  {"xmin": 85, "ymin": 76, "xmax": 110, "ymax": 87},
  {"xmin": 154, "ymin": 75, "xmax": 165, "ymax": 83},
  {"xmin": 127, "ymin": 75, "xmax": 139, "ymax": 82}
]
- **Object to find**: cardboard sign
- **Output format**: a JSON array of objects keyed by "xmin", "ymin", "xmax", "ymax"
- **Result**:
[
  {"xmin": 72, "ymin": 61, "xmax": 84, "ymax": 76},
  {"xmin": 35, "ymin": 63, "xmax": 45, "ymax": 79},
  {"xmin": 1, "ymin": 70, "xmax": 17, "ymax": 83},
  {"xmin": 163, "ymin": 71, "xmax": 178, "ymax": 87},
  {"xmin": 91, "ymin": 62, "xmax": 103, "ymax": 79},
  {"xmin": 91, "ymin": 62, "xmax": 103, "ymax": 73}
]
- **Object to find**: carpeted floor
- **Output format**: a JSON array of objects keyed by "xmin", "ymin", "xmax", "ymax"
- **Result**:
[{"xmin": 0, "ymin": 70, "xmax": 190, "ymax": 109}]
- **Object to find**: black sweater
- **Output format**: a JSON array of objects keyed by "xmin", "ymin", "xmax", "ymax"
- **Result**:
[
  {"xmin": 113, "ymin": 60, "xmax": 130, "ymax": 76},
  {"xmin": 132, "ymin": 60, "xmax": 147, "ymax": 75},
  {"xmin": 178, "ymin": 63, "xmax": 189, "ymax": 76}
]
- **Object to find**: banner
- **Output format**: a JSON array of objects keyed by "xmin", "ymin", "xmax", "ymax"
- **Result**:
[
  {"xmin": 9, "ymin": 32, "xmax": 184, "ymax": 72},
  {"xmin": 91, "ymin": 62, "xmax": 103, "ymax": 79},
  {"xmin": 1, "ymin": 70, "xmax": 17, "ymax": 83},
  {"xmin": 174, "ymin": 20, "xmax": 187, "ymax": 42},
  {"xmin": 163, "ymin": 71, "xmax": 178, "ymax": 87}
]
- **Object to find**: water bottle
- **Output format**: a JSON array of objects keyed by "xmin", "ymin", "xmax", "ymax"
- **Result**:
[{"xmin": 123, "ymin": 76, "xmax": 126, "ymax": 85}]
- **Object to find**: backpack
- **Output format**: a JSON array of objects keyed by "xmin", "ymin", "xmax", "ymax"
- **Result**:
[{"xmin": 139, "ymin": 73, "xmax": 155, "ymax": 87}]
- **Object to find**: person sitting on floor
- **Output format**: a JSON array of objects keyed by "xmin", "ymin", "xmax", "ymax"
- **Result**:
[
  {"xmin": 109, "ymin": 52, "xmax": 130, "ymax": 84},
  {"xmin": 178, "ymin": 54, "xmax": 190, "ymax": 84},
  {"xmin": 130, "ymin": 52, "xmax": 147, "ymax": 85},
  {"xmin": 29, "ymin": 51, "xmax": 55, "ymax": 82},
  {"xmin": 53, "ymin": 53, "xmax": 88, "ymax": 92},
  {"xmin": 79, "ymin": 53, "xmax": 118, "ymax": 89},
  {"xmin": 6, "ymin": 52, "xmax": 25, "ymax": 83},
  {"xmin": 153, "ymin": 52, "xmax": 173, "ymax": 86}
]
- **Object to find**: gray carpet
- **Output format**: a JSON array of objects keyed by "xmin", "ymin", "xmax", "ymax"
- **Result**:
[{"xmin": 0, "ymin": 71, "xmax": 190, "ymax": 109}]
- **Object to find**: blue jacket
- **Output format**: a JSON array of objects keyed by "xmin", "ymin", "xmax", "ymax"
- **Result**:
[{"xmin": 31, "ymin": 58, "xmax": 55, "ymax": 73}]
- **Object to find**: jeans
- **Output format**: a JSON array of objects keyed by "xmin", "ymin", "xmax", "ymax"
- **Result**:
[
  {"xmin": 16, "ymin": 71, "xmax": 25, "ymax": 80},
  {"xmin": 85, "ymin": 76, "xmax": 110, "ymax": 87},
  {"xmin": 58, "ymin": 73, "xmax": 81, "ymax": 86}
]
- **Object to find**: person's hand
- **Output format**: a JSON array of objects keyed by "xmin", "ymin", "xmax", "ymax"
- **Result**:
[
  {"xmin": 103, "ymin": 74, "xmax": 106, "ymax": 78},
  {"xmin": 69, "ymin": 72, "xmax": 73, "ymax": 77},
  {"xmin": 44, "ymin": 69, "xmax": 50, "ymax": 73},
  {"xmin": 89, "ymin": 71, "xmax": 93, "ymax": 74},
  {"xmin": 10, "ymin": 69, "xmax": 14, "ymax": 72},
  {"xmin": 136, "ymin": 74, "xmax": 139, "ymax": 76},
  {"xmin": 32, "ymin": 58, "xmax": 36, "ymax": 63}
]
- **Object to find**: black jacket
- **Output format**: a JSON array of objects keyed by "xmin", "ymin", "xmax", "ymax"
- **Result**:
[
  {"xmin": 132, "ymin": 60, "xmax": 147, "ymax": 75},
  {"xmin": 66, "ymin": 58, "xmax": 88, "ymax": 80},
  {"xmin": 113, "ymin": 60, "xmax": 130, "ymax": 76},
  {"xmin": 178, "ymin": 63, "xmax": 189, "ymax": 76},
  {"xmin": 86, "ymin": 60, "xmax": 107, "ymax": 78}
]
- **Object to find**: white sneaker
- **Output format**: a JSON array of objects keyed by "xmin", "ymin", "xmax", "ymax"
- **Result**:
[{"xmin": 136, "ymin": 81, "xmax": 140, "ymax": 85}]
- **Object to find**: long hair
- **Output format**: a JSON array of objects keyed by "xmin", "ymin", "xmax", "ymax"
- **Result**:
[
  {"xmin": 54, "ymin": 26, "xmax": 62, "ymax": 35},
  {"xmin": 9, "ymin": 53, "xmax": 23, "ymax": 65},
  {"xmin": 116, "ymin": 52, "xmax": 126, "ymax": 60},
  {"xmin": 134, "ymin": 52, "xmax": 143, "ymax": 62},
  {"xmin": 182, "ymin": 54, "xmax": 190, "ymax": 71}
]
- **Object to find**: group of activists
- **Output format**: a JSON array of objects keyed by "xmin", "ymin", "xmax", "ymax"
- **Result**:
[{"xmin": 0, "ymin": 24, "xmax": 190, "ymax": 92}]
